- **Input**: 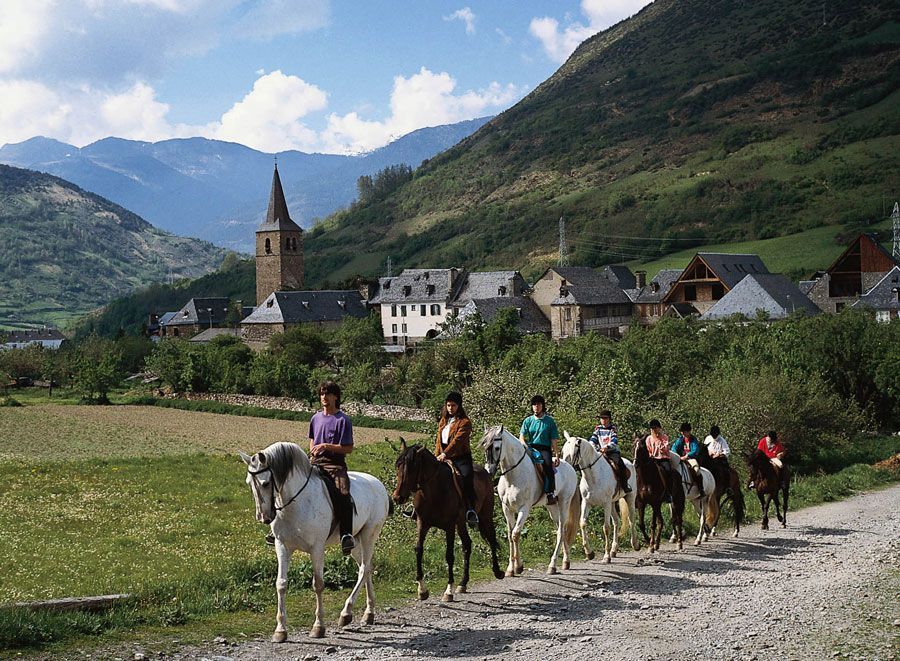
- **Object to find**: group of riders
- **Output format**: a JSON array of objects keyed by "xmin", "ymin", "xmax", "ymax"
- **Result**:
[{"xmin": 285, "ymin": 381, "xmax": 789, "ymax": 554}]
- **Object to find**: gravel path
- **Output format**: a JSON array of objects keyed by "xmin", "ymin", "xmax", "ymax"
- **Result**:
[{"xmin": 178, "ymin": 485, "xmax": 899, "ymax": 661}]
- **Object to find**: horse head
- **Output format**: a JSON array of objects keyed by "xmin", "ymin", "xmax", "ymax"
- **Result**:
[
  {"xmin": 632, "ymin": 433, "xmax": 650, "ymax": 465},
  {"xmin": 393, "ymin": 439, "xmax": 426, "ymax": 505},
  {"xmin": 561, "ymin": 431, "xmax": 586, "ymax": 470},
  {"xmin": 239, "ymin": 442, "xmax": 304, "ymax": 525},
  {"xmin": 479, "ymin": 424, "xmax": 507, "ymax": 476}
]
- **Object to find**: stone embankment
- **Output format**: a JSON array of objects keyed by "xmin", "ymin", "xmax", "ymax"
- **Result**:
[{"xmin": 168, "ymin": 392, "xmax": 434, "ymax": 423}]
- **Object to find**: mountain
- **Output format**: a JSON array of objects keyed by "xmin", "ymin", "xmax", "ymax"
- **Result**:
[
  {"xmin": 300, "ymin": 0, "xmax": 900, "ymax": 284},
  {"xmin": 0, "ymin": 164, "xmax": 228, "ymax": 328},
  {"xmin": 0, "ymin": 117, "xmax": 492, "ymax": 252}
]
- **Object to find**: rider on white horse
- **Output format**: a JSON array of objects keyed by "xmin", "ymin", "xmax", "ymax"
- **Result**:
[
  {"xmin": 588, "ymin": 409, "xmax": 631, "ymax": 494},
  {"xmin": 519, "ymin": 394, "xmax": 561, "ymax": 504}
]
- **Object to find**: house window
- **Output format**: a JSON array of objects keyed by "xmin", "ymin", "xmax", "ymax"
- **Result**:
[
  {"xmin": 391, "ymin": 304, "xmax": 397, "ymax": 317},
  {"xmin": 265, "ymin": 238, "xmax": 272, "ymax": 254},
  {"xmin": 498, "ymin": 285, "xmax": 507, "ymax": 295},
  {"xmin": 835, "ymin": 302, "xmax": 845, "ymax": 312},
  {"xmin": 401, "ymin": 323, "xmax": 407, "ymax": 333},
  {"xmin": 392, "ymin": 323, "xmax": 397, "ymax": 333},
  {"xmin": 401, "ymin": 305, "xmax": 407, "ymax": 316},
  {"xmin": 684, "ymin": 285, "xmax": 697, "ymax": 301},
  {"xmin": 430, "ymin": 304, "xmax": 441, "ymax": 315},
  {"xmin": 420, "ymin": 304, "xmax": 426, "ymax": 316},
  {"xmin": 564, "ymin": 307, "xmax": 571, "ymax": 321},
  {"xmin": 711, "ymin": 283, "xmax": 725, "ymax": 300}
]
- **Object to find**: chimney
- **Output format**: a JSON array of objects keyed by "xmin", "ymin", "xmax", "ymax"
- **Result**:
[{"xmin": 636, "ymin": 271, "xmax": 647, "ymax": 288}]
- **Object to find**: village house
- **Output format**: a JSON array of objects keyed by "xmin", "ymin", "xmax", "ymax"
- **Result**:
[
  {"xmin": 368, "ymin": 269, "xmax": 463, "ymax": 346},
  {"xmin": 700, "ymin": 273, "xmax": 821, "ymax": 321},
  {"xmin": 852, "ymin": 265, "xmax": 900, "ymax": 322},
  {"xmin": 457, "ymin": 296, "xmax": 551, "ymax": 335},
  {"xmin": 160, "ymin": 297, "xmax": 234, "ymax": 338},
  {"xmin": 625, "ymin": 269, "xmax": 682, "ymax": 325},
  {"xmin": 0, "ymin": 328, "xmax": 66, "ymax": 350},
  {"xmin": 240, "ymin": 290, "xmax": 368, "ymax": 348},
  {"xmin": 531, "ymin": 266, "xmax": 634, "ymax": 339},
  {"xmin": 662, "ymin": 253, "xmax": 770, "ymax": 316},
  {"xmin": 803, "ymin": 234, "xmax": 898, "ymax": 314}
]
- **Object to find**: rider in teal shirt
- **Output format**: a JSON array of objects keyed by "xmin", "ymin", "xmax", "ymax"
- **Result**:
[{"xmin": 519, "ymin": 394, "xmax": 560, "ymax": 504}]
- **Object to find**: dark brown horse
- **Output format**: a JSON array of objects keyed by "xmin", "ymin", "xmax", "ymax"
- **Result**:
[
  {"xmin": 393, "ymin": 439, "xmax": 504, "ymax": 602},
  {"xmin": 745, "ymin": 449, "xmax": 790, "ymax": 530},
  {"xmin": 633, "ymin": 434, "xmax": 685, "ymax": 552},
  {"xmin": 699, "ymin": 455, "xmax": 745, "ymax": 538}
]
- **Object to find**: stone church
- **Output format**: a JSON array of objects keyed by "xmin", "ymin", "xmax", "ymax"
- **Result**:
[{"xmin": 255, "ymin": 164, "xmax": 304, "ymax": 305}]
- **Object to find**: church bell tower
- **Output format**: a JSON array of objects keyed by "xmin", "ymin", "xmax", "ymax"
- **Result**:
[{"xmin": 256, "ymin": 165, "xmax": 304, "ymax": 305}]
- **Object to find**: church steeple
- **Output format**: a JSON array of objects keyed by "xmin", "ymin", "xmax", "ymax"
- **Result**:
[{"xmin": 255, "ymin": 164, "xmax": 304, "ymax": 305}]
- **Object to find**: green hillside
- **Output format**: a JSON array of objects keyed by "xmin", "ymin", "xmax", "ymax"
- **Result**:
[
  {"xmin": 0, "ymin": 165, "xmax": 229, "ymax": 329},
  {"xmin": 303, "ymin": 0, "xmax": 900, "ymax": 283}
]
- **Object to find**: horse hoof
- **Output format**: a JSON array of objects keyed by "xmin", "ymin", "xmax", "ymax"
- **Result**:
[
  {"xmin": 455, "ymin": 585, "xmax": 467, "ymax": 594},
  {"xmin": 309, "ymin": 626, "xmax": 325, "ymax": 639},
  {"xmin": 441, "ymin": 593, "xmax": 454, "ymax": 603},
  {"xmin": 563, "ymin": 560, "xmax": 570, "ymax": 570},
  {"xmin": 515, "ymin": 565, "xmax": 524, "ymax": 575},
  {"xmin": 365, "ymin": 612, "xmax": 375, "ymax": 625},
  {"xmin": 546, "ymin": 566, "xmax": 558, "ymax": 575},
  {"xmin": 677, "ymin": 543, "xmax": 683, "ymax": 550},
  {"xmin": 603, "ymin": 555, "xmax": 611, "ymax": 564},
  {"xmin": 733, "ymin": 531, "xmax": 739, "ymax": 538},
  {"xmin": 586, "ymin": 551, "xmax": 595, "ymax": 560},
  {"xmin": 272, "ymin": 631, "xmax": 287, "ymax": 643},
  {"xmin": 418, "ymin": 590, "xmax": 429, "ymax": 601},
  {"xmin": 611, "ymin": 551, "xmax": 618, "ymax": 558},
  {"xmin": 504, "ymin": 570, "xmax": 515, "ymax": 578},
  {"xmin": 339, "ymin": 614, "xmax": 352, "ymax": 627},
  {"xmin": 494, "ymin": 569, "xmax": 506, "ymax": 579}
]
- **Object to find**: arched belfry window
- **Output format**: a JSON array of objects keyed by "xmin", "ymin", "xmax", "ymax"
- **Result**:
[
  {"xmin": 291, "ymin": 237, "xmax": 298, "ymax": 251},
  {"xmin": 265, "ymin": 238, "xmax": 272, "ymax": 254},
  {"xmin": 285, "ymin": 237, "xmax": 291, "ymax": 251}
]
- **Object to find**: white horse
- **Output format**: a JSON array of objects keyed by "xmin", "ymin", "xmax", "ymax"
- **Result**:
[
  {"xmin": 480, "ymin": 425, "xmax": 580, "ymax": 576},
  {"xmin": 667, "ymin": 452, "xmax": 718, "ymax": 546},
  {"xmin": 239, "ymin": 442, "xmax": 391, "ymax": 642},
  {"xmin": 561, "ymin": 432, "xmax": 639, "ymax": 563}
]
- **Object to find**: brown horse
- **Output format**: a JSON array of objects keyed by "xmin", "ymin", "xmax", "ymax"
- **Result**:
[
  {"xmin": 745, "ymin": 449, "xmax": 790, "ymax": 530},
  {"xmin": 699, "ymin": 455, "xmax": 745, "ymax": 537},
  {"xmin": 393, "ymin": 439, "xmax": 504, "ymax": 602},
  {"xmin": 633, "ymin": 434, "xmax": 685, "ymax": 552}
]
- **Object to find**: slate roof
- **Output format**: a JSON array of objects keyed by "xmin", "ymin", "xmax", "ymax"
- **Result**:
[
  {"xmin": 461, "ymin": 297, "xmax": 550, "ymax": 334},
  {"xmin": 602, "ymin": 265, "xmax": 637, "ymax": 290},
  {"xmin": 157, "ymin": 312, "xmax": 178, "ymax": 327},
  {"xmin": 257, "ymin": 165, "xmax": 302, "ymax": 233},
  {"xmin": 242, "ymin": 290, "xmax": 368, "ymax": 324},
  {"xmin": 451, "ymin": 271, "xmax": 526, "ymax": 306},
  {"xmin": 550, "ymin": 266, "xmax": 632, "ymax": 305},
  {"xmin": 701, "ymin": 274, "xmax": 821, "ymax": 320},
  {"xmin": 626, "ymin": 269, "xmax": 682, "ymax": 303},
  {"xmin": 798, "ymin": 281, "xmax": 816, "ymax": 295},
  {"xmin": 368, "ymin": 269, "xmax": 458, "ymax": 304},
  {"xmin": 695, "ymin": 253, "xmax": 770, "ymax": 289},
  {"xmin": 1, "ymin": 329, "xmax": 66, "ymax": 343},
  {"xmin": 166, "ymin": 298, "xmax": 231, "ymax": 326},
  {"xmin": 852, "ymin": 266, "xmax": 900, "ymax": 310},
  {"xmin": 188, "ymin": 328, "xmax": 242, "ymax": 343}
]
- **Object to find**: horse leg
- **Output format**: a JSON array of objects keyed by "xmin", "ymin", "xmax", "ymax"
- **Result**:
[
  {"xmin": 610, "ymin": 500, "xmax": 621, "ymax": 558},
  {"xmin": 415, "ymin": 522, "xmax": 430, "ymax": 600},
  {"xmin": 362, "ymin": 530, "xmax": 378, "ymax": 625},
  {"xmin": 478, "ymin": 514, "xmax": 505, "ymax": 580},
  {"xmin": 649, "ymin": 505, "xmax": 659, "ymax": 553},
  {"xmin": 580, "ymin": 498, "xmax": 595, "ymax": 561},
  {"xmin": 339, "ymin": 534, "xmax": 368, "ymax": 627},
  {"xmin": 512, "ymin": 509, "xmax": 528, "ymax": 575},
  {"xmin": 601, "ymin": 506, "xmax": 612, "ymax": 564},
  {"xmin": 309, "ymin": 546, "xmax": 326, "ymax": 638},
  {"xmin": 781, "ymin": 484, "xmax": 789, "ymax": 528},
  {"xmin": 546, "ymin": 499, "xmax": 566, "ymax": 575},
  {"xmin": 272, "ymin": 542, "xmax": 291, "ymax": 643},
  {"xmin": 758, "ymin": 492, "xmax": 769, "ymax": 530},
  {"xmin": 442, "ymin": 527, "xmax": 456, "ymax": 602},
  {"xmin": 503, "ymin": 505, "xmax": 517, "ymax": 577},
  {"xmin": 694, "ymin": 497, "xmax": 704, "ymax": 546},
  {"xmin": 669, "ymin": 501, "xmax": 678, "ymax": 544},
  {"xmin": 626, "ymin": 492, "xmax": 640, "ymax": 551},
  {"xmin": 456, "ymin": 522, "xmax": 472, "ymax": 594}
]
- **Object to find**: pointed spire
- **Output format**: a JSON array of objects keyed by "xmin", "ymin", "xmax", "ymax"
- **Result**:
[{"xmin": 258, "ymin": 164, "xmax": 301, "ymax": 232}]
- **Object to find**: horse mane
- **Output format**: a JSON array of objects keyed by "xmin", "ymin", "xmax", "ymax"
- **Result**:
[
  {"xmin": 262, "ymin": 442, "xmax": 309, "ymax": 489},
  {"xmin": 395, "ymin": 443, "xmax": 425, "ymax": 467},
  {"xmin": 478, "ymin": 424, "xmax": 506, "ymax": 451}
]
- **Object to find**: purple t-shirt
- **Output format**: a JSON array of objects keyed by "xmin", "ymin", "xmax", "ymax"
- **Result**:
[{"xmin": 308, "ymin": 411, "xmax": 353, "ymax": 463}]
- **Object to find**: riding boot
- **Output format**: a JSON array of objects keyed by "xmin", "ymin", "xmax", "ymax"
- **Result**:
[
  {"xmin": 616, "ymin": 456, "xmax": 632, "ymax": 493},
  {"xmin": 693, "ymin": 471, "xmax": 705, "ymax": 498},
  {"xmin": 336, "ymin": 493, "xmax": 355, "ymax": 555},
  {"xmin": 462, "ymin": 471, "xmax": 479, "ymax": 527}
]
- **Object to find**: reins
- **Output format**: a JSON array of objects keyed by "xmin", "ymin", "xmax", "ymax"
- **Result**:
[
  {"xmin": 492, "ymin": 439, "xmax": 529, "ymax": 477},
  {"xmin": 248, "ymin": 462, "xmax": 314, "ymax": 513},
  {"xmin": 572, "ymin": 439, "xmax": 602, "ymax": 472}
]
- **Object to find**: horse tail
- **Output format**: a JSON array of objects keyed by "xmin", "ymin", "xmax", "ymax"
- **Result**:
[
  {"xmin": 564, "ymin": 486, "xmax": 581, "ymax": 549},
  {"xmin": 704, "ymin": 492, "xmax": 719, "ymax": 528},
  {"xmin": 388, "ymin": 496, "xmax": 394, "ymax": 517},
  {"xmin": 618, "ymin": 497, "xmax": 631, "ymax": 533}
]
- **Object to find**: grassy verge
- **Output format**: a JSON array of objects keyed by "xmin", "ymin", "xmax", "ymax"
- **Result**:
[{"xmin": 1, "ymin": 437, "xmax": 897, "ymax": 656}]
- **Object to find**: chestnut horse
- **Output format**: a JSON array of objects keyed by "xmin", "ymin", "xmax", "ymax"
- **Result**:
[
  {"xmin": 393, "ymin": 440, "xmax": 504, "ymax": 602},
  {"xmin": 699, "ymin": 455, "xmax": 745, "ymax": 537},
  {"xmin": 633, "ymin": 434, "xmax": 685, "ymax": 552},
  {"xmin": 745, "ymin": 449, "xmax": 790, "ymax": 530}
]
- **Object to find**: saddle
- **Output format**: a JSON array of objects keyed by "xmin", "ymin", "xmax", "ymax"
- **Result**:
[
  {"xmin": 440, "ymin": 458, "xmax": 465, "ymax": 501},
  {"xmin": 527, "ymin": 447, "xmax": 554, "ymax": 492},
  {"xmin": 603, "ymin": 454, "xmax": 631, "ymax": 484},
  {"xmin": 313, "ymin": 466, "xmax": 356, "ymax": 535}
]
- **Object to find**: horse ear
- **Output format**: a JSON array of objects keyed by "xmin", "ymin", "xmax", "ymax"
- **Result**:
[
  {"xmin": 238, "ymin": 451, "xmax": 252, "ymax": 465},
  {"xmin": 500, "ymin": 425, "xmax": 504, "ymax": 435},
  {"xmin": 399, "ymin": 437, "xmax": 407, "ymax": 452},
  {"xmin": 564, "ymin": 430, "xmax": 572, "ymax": 441},
  {"xmin": 255, "ymin": 451, "xmax": 267, "ymax": 465}
]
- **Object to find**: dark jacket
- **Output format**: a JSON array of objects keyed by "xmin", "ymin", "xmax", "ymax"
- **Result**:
[{"xmin": 436, "ymin": 416, "xmax": 473, "ymax": 460}]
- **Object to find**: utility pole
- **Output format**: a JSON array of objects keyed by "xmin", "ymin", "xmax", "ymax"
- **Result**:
[
  {"xmin": 892, "ymin": 202, "xmax": 900, "ymax": 262},
  {"xmin": 558, "ymin": 216, "xmax": 569, "ymax": 267},
  {"xmin": 386, "ymin": 256, "xmax": 393, "ymax": 278}
]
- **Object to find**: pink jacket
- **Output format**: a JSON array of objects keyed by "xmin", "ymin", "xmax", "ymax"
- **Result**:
[{"xmin": 647, "ymin": 432, "xmax": 670, "ymax": 459}]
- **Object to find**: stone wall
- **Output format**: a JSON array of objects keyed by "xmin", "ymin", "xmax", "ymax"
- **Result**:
[{"xmin": 168, "ymin": 391, "xmax": 433, "ymax": 423}]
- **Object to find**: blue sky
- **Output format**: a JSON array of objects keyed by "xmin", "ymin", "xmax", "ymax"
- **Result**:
[{"xmin": 0, "ymin": 1, "xmax": 651, "ymax": 154}]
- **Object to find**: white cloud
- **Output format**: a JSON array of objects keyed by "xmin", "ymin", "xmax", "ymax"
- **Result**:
[
  {"xmin": 0, "ymin": 0, "xmax": 54, "ymax": 74},
  {"xmin": 206, "ymin": 70, "xmax": 327, "ymax": 152},
  {"xmin": 232, "ymin": 0, "xmax": 330, "ymax": 40},
  {"xmin": 444, "ymin": 7, "xmax": 476, "ymax": 35},
  {"xmin": 530, "ymin": 0, "xmax": 652, "ymax": 63},
  {"xmin": 0, "ymin": 80, "xmax": 71, "ymax": 144},
  {"xmin": 319, "ymin": 67, "xmax": 521, "ymax": 154},
  {"xmin": 495, "ymin": 27, "xmax": 513, "ymax": 46}
]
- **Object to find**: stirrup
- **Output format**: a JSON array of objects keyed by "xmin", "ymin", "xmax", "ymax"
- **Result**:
[
  {"xmin": 341, "ymin": 534, "xmax": 356, "ymax": 555},
  {"xmin": 465, "ymin": 509, "xmax": 479, "ymax": 527},
  {"xmin": 546, "ymin": 493, "xmax": 558, "ymax": 505},
  {"xmin": 265, "ymin": 532, "xmax": 276, "ymax": 546},
  {"xmin": 401, "ymin": 506, "xmax": 417, "ymax": 519}
]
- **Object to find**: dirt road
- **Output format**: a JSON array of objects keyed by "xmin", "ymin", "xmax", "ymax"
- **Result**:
[{"xmin": 180, "ymin": 485, "xmax": 899, "ymax": 660}]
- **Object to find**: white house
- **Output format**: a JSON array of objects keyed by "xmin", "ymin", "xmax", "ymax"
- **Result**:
[
  {"xmin": 1, "ymin": 328, "xmax": 66, "ymax": 350},
  {"xmin": 368, "ymin": 269, "xmax": 462, "ymax": 346}
]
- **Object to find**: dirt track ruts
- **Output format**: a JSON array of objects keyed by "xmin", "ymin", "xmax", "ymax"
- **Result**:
[{"xmin": 179, "ymin": 484, "xmax": 900, "ymax": 660}]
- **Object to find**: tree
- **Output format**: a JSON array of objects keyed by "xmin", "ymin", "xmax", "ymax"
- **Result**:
[{"xmin": 71, "ymin": 336, "xmax": 122, "ymax": 403}]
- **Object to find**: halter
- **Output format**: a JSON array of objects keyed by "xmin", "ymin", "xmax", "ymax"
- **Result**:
[
  {"xmin": 248, "ymin": 462, "xmax": 313, "ymax": 514},
  {"xmin": 400, "ymin": 447, "xmax": 444, "ymax": 493},
  {"xmin": 571, "ymin": 438, "xmax": 602, "ymax": 472},
  {"xmin": 487, "ymin": 433, "xmax": 529, "ymax": 477}
]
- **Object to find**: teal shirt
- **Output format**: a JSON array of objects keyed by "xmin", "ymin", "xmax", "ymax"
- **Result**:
[{"xmin": 519, "ymin": 414, "xmax": 559, "ymax": 449}]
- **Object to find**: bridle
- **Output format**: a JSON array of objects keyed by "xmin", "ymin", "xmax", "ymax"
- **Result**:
[
  {"xmin": 570, "ymin": 437, "xmax": 602, "ymax": 472},
  {"xmin": 398, "ymin": 447, "xmax": 444, "ymax": 495},
  {"xmin": 486, "ymin": 431, "xmax": 529, "ymax": 478},
  {"xmin": 248, "ymin": 463, "xmax": 312, "ymax": 514}
]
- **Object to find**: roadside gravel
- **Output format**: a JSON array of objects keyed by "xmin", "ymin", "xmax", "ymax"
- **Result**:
[{"xmin": 173, "ymin": 484, "xmax": 900, "ymax": 660}]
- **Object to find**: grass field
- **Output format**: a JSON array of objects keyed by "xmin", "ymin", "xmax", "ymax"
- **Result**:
[{"xmin": 0, "ymin": 402, "xmax": 896, "ymax": 655}]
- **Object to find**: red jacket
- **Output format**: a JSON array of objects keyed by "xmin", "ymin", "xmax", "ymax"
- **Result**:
[{"xmin": 757, "ymin": 437, "xmax": 785, "ymax": 458}]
